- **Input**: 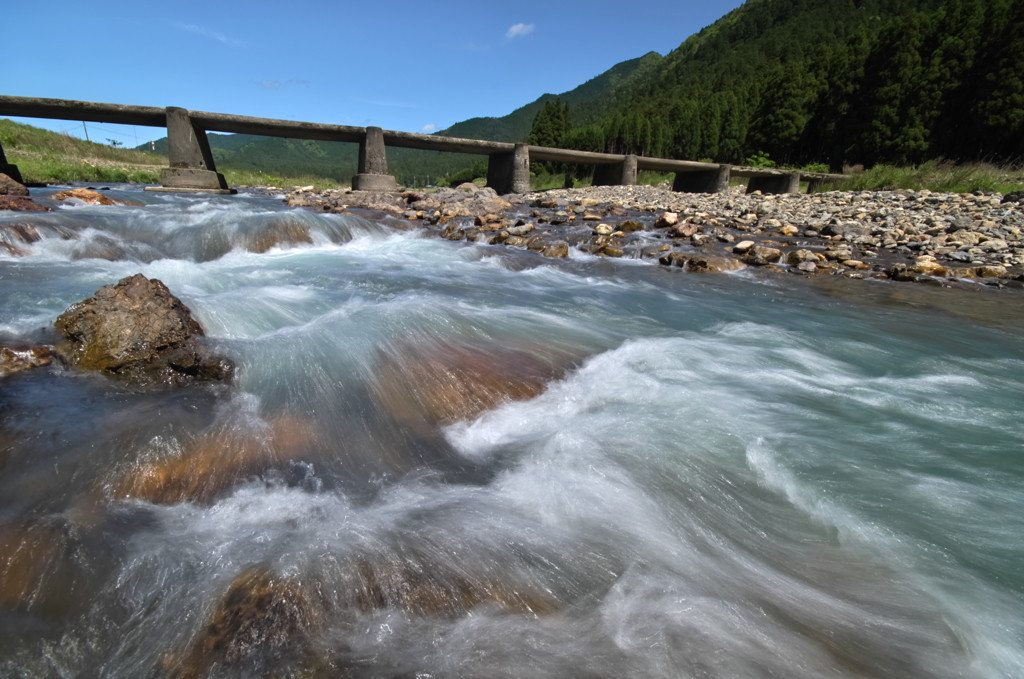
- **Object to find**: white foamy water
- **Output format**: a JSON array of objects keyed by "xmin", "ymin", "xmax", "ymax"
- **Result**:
[{"xmin": 1, "ymin": 186, "xmax": 1023, "ymax": 678}]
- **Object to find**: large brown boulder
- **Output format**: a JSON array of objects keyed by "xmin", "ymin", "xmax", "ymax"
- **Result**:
[
  {"xmin": 54, "ymin": 274, "xmax": 232, "ymax": 386},
  {"xmin": 0, "ymin": 173, "xmax": 28, "ymax": 196},
  {"xmin": 0, "ymin": 195, "xmax": 51, "ymax": 212}
]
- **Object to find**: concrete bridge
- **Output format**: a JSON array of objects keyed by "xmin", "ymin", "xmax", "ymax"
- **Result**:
[{"xmin": 0, "ymin": 96, "xmax": 843, "ymax": 195}]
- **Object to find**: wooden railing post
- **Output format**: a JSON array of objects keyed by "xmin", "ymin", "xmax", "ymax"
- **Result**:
[{"xmin": 352, "ymin": 127, "xmax": 398, "ymax": 191}]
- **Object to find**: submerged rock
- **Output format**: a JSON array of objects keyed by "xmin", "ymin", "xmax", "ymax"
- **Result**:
[
  {"xmin": 371, "ymin": 339, "xmax": 567, "ymax": 434},
  {"xmin": 111, "ymin": 415, "xmax": 316, "ymax": 505},
  {"xmin": 743, "ymin": 245, "xmax": 783, "ymax": 266},
  {"xmin": 0, "ymin": 344, "xmax": 54, "ymax": 376},
  {"xmin": 54, "ymin": 274, "xmax": 233, "ymax": 386},
  {"xmin": 53, "ymin": 188, "xmax": 140, "ymax": 206},
  {"xmin": 162, "ymin": 566, "xmax": 326, "ymax": 679},
  {"xmin": 242, "ymin": 220, "xmax": 314, "ymax": 253},
  {"xmin": 0, "ymin": 519, "xmax": 89, "ymax": 617},
  {"xmin": 0, "ymin": 195, "xmax": 51, "ymax": 212}
]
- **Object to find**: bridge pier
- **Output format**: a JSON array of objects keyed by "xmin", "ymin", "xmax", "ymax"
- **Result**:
[
  {"xmin": 148, "ymin": 107, "xmax": 233, "ymax": 194},
  {"xmin": 352, "ymin": 127, "xmax": 398, "ymax": 191},
  {"xmin": 673, "ymin": 165, "xmax": 731, "ymax": 193},
  {"xmin": 486, "ymin": 143, "xmax": 530, "ymax": 195},
  {"xmin": 592, "ymin": 154, "xmax": 638, "ymax": 187},
  {"xmin": 747, "ymin": 171, "xmax": 801, "ymax": 195},
  {"xmin": 0, "ymin": 141, "xmax": 24, "ymax": 185}
]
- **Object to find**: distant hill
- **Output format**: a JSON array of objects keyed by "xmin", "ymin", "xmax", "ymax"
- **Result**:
[
  {"xmin": 138, "ymin": 0, "xmax": 1024, "ymax": 183},
  {"xmin": 135, "ymin": 52, "xmax": 661, "ymax": 186}
]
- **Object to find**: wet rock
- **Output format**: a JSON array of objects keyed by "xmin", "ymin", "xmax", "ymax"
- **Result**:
[
  {"xmin": 593, "ymin": 223, "xmax": 614, "ymax": 236},
  {"xmin": 0, "ymin": 519, "xmax": 87, "ymax": 617},
  {"xmin": 352, "ymin": 557, "xmax": 560, "ymax": 618},
  {"xmin": 787, "ymin": 249, "xmax": 820, "ymax": 265},
  {"xmin": 619, "ymin": 220, "xmax": 645, "ymax": 232},
  {"xmin": 824, "ymin": 247, "xmax": 854, "ymax": 262},
  {"xmin": 654, "ymin": 212, "xmax": 679, "ymax": 228},
  {"xmin": 371, "ymin": 339, "xmax": 566, "ymax": 434},
  {"xmin": 506, "ymin": 223, "xmax": 535, "ymax": 237},
  {"xmin": 474, "ymin": 213, "xmax": 501, "ymax": 226},
  {"xmin": 541, "ymin": 241, "xmax": 569, "ymax": 258},
  {"xmin": 910, "ymin": 260, "xmax": 947, "ymax": 277},
  {"xmin": 163, "ymin": 566, "xmax": 326, "ymax": 679},
  {"xmin": 54, "ymin": 274, "xmax": 233, "ymax": 386},
  {"xmin": 682, "ymin": 254, "xmax": 746, "ymax": 273},
  {"xmin": 112, "ymin": 415, "xmax": 316, "ymax": 505},
  {"xmin": 821, "ymin": 222, "xmax": 871, "ymax": 239},
  {"xmin": 602, "ymin": 246, "xmax": 625, "ymax": 257},
  {"xmin": 0, "ymin": 195, "xmax": 51, "ymax": 212},
  {"xmin": 732, "ymin": 240, "xmax": 756, "ymax": 254},
  {"xmin": 0, "ymin": 172, "xmax": 28, "ymax": 196},
  {"xmin": 779, "ymin": 225, "xmax": 800, "ymax": 237},
  {"xmin": 242, "ymin": 220, "xmax": 314, "ymax": 253},
  {"xmin": 887, "ymin": 264, "xmax": 917, "ymax": 282},
  {"xmin": 0, "ymin": 344, "xmax": 53, "ymax": 376},
  {"xmin": 53, "ymin": 188, "xmax": 139, "ymax": 206},
  {"xmin": 743, "ymin": 246, "xmax": 782, "ymax": 266},
  {"xmin": 504, "ymin": 235, "xmax": 528, "ymax": 247},
  {"xmin": 977, "ymin": 265, "xmax": 1010, "ymax": 279},
  {"xmin": 796, "ymin": 261, "xmax": 817, "ymax": 273},
  {"xmin": 669, "ymin": 223, "xmax": 700, "ymax": 238}
]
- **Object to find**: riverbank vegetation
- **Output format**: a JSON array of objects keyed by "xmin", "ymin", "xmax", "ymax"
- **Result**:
[
  {"xmin": 0, "ymin": 119, "xmax": 344, "ymax": 190},
  {"xmin": 820, "ymin": 161, "xmax": 1024, "ymax": 195}
]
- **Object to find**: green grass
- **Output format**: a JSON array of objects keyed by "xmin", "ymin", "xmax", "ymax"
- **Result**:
[
  {"xmin": 1, "ymin": 118, "xmax": 164, "ymax": 166},
  {"xmin": 1, "ymin": 118, "xmax": 345, "ymax": 190},
  {"xmin": 8, "ymin": 152, "xmax": 162, "ymax": 184},
  {"xmin": 222, "ymin": 169, "xmax": 344, "ymax": 191},
  {"xmin": 818, "ymin": 160, "xmax": 1024, "ymax": 194}
]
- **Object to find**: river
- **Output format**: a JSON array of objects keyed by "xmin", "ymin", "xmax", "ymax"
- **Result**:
[{"xmin": 1, "ymin": 185, "xmax": 1023, "ymax": 678}]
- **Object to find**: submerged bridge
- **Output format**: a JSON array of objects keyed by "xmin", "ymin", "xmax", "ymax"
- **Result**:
[{"xmin": 0, "ymin": 96, "xmax": 843, "ymax": 195}]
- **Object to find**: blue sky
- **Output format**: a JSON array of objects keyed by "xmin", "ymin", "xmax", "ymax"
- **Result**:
[{"xmin": 4, "ymin": 0, "xmax": 746, "ymax": 147}]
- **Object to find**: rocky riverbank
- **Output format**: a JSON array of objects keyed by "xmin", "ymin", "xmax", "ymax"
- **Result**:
[{"xmin": 285, "ymin": 183, "xmax": 1024, "ymax": 289}]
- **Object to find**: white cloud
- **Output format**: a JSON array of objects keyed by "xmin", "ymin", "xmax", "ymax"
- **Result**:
[
  {"xmin": 172, "ymin": 22, "xmax": 245, "ymax": 48},
  {"xmin": 419, "ymin": 123, "xmax": 437, "ymax": 134},
  {"xmin": 506, "ymin": 23, "xmax": 535, "ymax": 39}
]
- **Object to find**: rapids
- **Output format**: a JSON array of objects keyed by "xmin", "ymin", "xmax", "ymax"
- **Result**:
[{"xmin": 1, "ymin": 185, "xmax": 1023, "ymax": 678}]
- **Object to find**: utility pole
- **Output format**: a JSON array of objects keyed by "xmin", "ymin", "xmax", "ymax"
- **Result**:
[{"xmin": 82, "ymin": 121, "xmax": 90, "ymax": 142}]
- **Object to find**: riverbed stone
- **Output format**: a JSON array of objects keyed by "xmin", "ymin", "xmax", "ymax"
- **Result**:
[
  {"xmin": 0, "ymin": 344, "xmax": 53, "ymax": 376},
  {"xmin": 0, "ymin": 195, "xmax": 51, "ymax": 212},
  {"xmin": 0, "ymin": 173, "xmax": 28, "ymax": 196},
  {"xmin": 654, "ymin": 212, "xmax": 679, "ymax": 228},
  {"xmin": 541, "ymin": 241, "xmax": 569, "ymax": 258},
  {"xmin": 54, "ymin": 273, "xmax": 233, "ymax": 386},
  {"xmin": 743, "ymin": 246, "xmax": 782, "ymax": 266}
]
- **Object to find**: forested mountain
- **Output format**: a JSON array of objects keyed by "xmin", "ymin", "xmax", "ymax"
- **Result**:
[
  {"xmin": 139, "ymin": 0, "xmax": 1024, "ymax": 184},
  {"xmin": 559, "ymin": 0, "xmax": 1024, "ymax": 170}
]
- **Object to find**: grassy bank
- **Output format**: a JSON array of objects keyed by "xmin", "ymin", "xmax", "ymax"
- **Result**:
[
  {"xmin": 1, "ymin": 118, "xmax": 345, "ymax": 190},
  {"xmin": 820, "ymin": 161, "xmax": 1024, "ymax": 194}
]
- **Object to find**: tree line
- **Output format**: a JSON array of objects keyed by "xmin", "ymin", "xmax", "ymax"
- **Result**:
[{"xmin": 527, "ymin": 0, "xmax": 1023, "ymax": 171}]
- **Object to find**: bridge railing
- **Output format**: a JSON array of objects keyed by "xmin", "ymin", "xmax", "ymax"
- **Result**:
[{"xmin": 0, "ymin": 96, "xmax": 844, "ymax": 195}]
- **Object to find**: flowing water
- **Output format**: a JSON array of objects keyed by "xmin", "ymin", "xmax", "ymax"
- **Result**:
[{"xmin": 1, "ymin": 186, "xmax": 1023, "ymax": 678}]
